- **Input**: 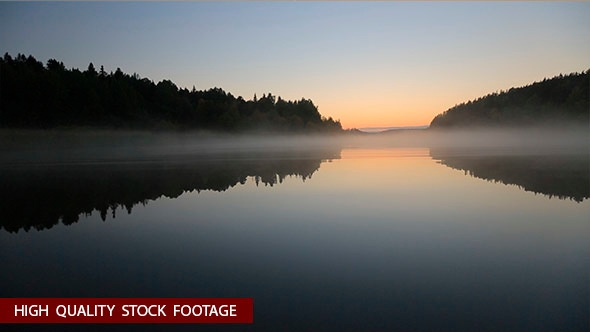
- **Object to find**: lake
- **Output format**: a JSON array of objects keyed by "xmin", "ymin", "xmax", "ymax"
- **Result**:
[{"xmin": 1, "ymin": 140, "xmax": 588, "ymax": 331}]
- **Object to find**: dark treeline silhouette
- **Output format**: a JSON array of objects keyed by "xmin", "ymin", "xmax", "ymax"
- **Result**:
[
  {"xmin": 0, "ymin": 53, "xmax": 342, "ymax": 132},
  {"xmin": 430, "ymin": 148, "xmax": 589, "ymax": 202},
  {"xmin": 430, "ymin": 71, "xmax": 589, "ymax": 128},
  {"xmin": 0, "ymin": 148, "xmax": 341, "ymax": 233}
]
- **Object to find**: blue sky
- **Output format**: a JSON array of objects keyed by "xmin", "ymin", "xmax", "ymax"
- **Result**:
[{"xmin": 1, "ymin": 2, "xmax": 588, "ymax": 128}]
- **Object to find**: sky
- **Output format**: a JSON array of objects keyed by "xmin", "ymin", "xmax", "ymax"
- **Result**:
[{"xmin": 1, "ymin": 2, "xmax": 589, "ymax": 129}]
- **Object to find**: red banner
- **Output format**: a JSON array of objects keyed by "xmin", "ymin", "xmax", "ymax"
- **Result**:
[{"xmin": 0, "ymin": 298, "xmax": 253, "ymax": 323}]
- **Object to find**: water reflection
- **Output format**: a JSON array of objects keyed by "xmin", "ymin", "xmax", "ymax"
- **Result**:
[
  {"xmin": 0, "ymin": 148, "xmax": 341, "ymax": 233},
  {"xmin": 2, "ymin": 144, "xmax": 589, "ymax": 234},
  {"xmin": 0, "ymin": 147, "xmax": 588, "ymax": 331},
  {"xmin": 430, "ymin": 148, "xmax": 589, "ymax": 202}
]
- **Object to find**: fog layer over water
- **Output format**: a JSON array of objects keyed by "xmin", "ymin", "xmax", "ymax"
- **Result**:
[
  {"xmin": 1, "ymin": 125, "xmax": 587, "ymax": 162},
  {"xmin": 0, "ymin": 128, "xmax": 588, "ymax": 330}
]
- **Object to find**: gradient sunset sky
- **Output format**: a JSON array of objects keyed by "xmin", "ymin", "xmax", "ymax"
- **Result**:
[{"xmin": 1, "ymin": 2, "xmax": 588, "ymax": 129}]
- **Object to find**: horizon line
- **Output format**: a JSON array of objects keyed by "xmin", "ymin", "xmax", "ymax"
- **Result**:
[{"xmin": 357, "ymin": 125, "xmax": 429, "ymax": 133}]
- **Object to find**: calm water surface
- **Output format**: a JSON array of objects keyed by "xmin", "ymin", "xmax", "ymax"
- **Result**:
[{"xmin": 1, "ymin": 147, "xmax": 588, "ymax": 331}]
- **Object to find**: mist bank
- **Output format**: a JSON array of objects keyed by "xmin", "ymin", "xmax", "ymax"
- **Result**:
[
  {"xmin": 0, "ymin": 130, "xmax": 349, "ymax": 166},
  {"xmin": 367, "ymin": 125, "xmax": 589, "ymax": 150},
  {"xmin": 430, "ymin": 71, "xmax": 589, "ymax": 128},
  {"xmin": 1, "ymin": 126, "xmax": 587, "ymax": 165}
]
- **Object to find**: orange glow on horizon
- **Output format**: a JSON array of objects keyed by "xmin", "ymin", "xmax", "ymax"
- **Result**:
[
  {"xmin": 319, "ymin": 100, "xmax": 447, "ymax": 130},
  {"xmin": 306, "ymin": 62, "xmax": 590, "ymax": 130},
  {"xmin": 311, "ymin": 81, "xmax": 468, "ymax": 130}
]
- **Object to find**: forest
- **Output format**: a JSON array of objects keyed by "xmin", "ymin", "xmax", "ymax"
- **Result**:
[
  {"xmin": 0, "ymin": 53, "xmax": 342, "ymax": 132},
  {"xmin": 430, "ymin": 71, "xmax": 589, "ymax": 128}
]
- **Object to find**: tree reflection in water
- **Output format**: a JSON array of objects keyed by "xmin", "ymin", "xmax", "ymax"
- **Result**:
[
  {"xmin": 430, "ymin": 147, "xmax": 589, "ymax": 202},
  {"xmin": 0, "ymin": 148, "xmax": 341, "ymax": 233}
]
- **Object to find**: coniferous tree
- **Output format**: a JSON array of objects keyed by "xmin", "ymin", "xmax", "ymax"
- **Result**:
[{"xmin": 87, "ymin": 63, "xmax": 97, "ymax": 76}]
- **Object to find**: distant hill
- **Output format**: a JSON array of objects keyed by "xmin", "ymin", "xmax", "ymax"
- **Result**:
[
  {"xmin": 0, "ymin": 53, "xmax": 342, "ymax": 132},
  {"xmin": 430, "ymin": 71, "xmax": 589, "ymax": 128},
  {"xmin": 360, "ymin": 125, "xmax": 428, "ymax": 133}
]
